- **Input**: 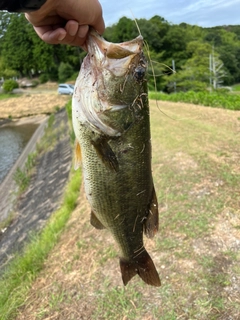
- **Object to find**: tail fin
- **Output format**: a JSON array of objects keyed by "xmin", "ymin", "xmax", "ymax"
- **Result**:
[{"xmin": 119, "ymin": 249, "xmax": 161, "ymax": 287}]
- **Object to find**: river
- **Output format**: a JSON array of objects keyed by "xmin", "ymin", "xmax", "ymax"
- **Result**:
[{"xmin": 0, "ymin": 123, "xmax": 38, "ymax": 184}]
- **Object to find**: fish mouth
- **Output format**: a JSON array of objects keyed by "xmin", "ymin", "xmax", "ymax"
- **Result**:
[{"xmin": 86, "ymin": 28, "xmax": 143, "ymax": 76}]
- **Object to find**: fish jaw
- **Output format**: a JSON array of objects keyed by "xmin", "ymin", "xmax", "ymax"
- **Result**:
[{"xmin": 87, "ymin": 28, "xmax": 143, "ymax": 77}]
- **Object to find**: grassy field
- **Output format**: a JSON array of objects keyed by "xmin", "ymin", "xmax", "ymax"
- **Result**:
[{"xmin": 3, "ymin": 100, "xmax": 240, "ymax": 319}]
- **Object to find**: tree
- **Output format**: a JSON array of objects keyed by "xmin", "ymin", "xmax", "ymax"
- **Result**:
[
  {"xmin": 58, "ymin": 62, "xmax": 74, "ymax": 82},
  {"xmin": 0, "ymin": 11, "xmax": 12, "ymax": 52},
  {"xmin": 1, "ymin": 14, "xmax": 35, "ymax": 77},
  {"xmin": 104, "ymin": 17, "xmax": 137, "ymax": 43},
  {"xmin": 0, "ymin": 13, "xmax": 81, "ymax": 80},
  {"xmin": 166, "ymin": 41, "xmax": 226, "ymax": 92},
  {"xmin": 162, "ymin": 25, "xmax": 190, "ymax": 69}
]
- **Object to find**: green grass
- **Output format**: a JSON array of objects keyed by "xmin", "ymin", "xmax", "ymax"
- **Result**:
[
  {"xmin": 0, "ymin": 168, "xmax": 81, "ymax": 320},
  {"xmin": 0, "ymin": 93, "xmax": 21, "ymax": 100},
  {"xmin": 149, "ymin": 90, "xmax": 240, "ymax": 110},
  {"xmin": 93, "ymin": 286, "xmax": 144, "ymax": 320},
  {"xmin": 232, "ymin": 83, "xmax": 240, "ymax": 91}
]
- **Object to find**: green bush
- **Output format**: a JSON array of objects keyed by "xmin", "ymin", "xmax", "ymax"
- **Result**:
[
  {"xmin": 2, "ymin": 79, "xmax": 18, "ymax": 93},
  {"xmin": 39, "ymin": 73, "xmax": 49, "ymax": 84},
  {"xmin": 149, "ymin": 90, "xmax": 240, "ymax": 111}
]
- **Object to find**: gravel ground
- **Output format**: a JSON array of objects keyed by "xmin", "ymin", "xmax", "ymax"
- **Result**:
[{"xmin": 0, "ymin": 109, "xmax": 72, "ymax": 273}]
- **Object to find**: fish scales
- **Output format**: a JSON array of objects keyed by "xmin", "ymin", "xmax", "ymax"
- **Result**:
[{"xmin": 72, "ymin": 29, "xmax": 160, "ymax": 287}]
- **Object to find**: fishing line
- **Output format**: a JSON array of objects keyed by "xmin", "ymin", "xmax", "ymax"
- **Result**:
[{"xmin": 128, "ymin": 10, "xmax": 177, "ymax": 121}]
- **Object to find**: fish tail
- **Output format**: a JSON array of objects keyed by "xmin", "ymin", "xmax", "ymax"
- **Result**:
[{"xmin": 119, "ymin": 249, "xmax": 161, "ymax": 287}]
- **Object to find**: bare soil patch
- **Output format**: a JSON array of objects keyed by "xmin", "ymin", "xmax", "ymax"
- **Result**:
[{"xmin": 0, "ymin": 92, "xmax": 69, "ymax": 119}]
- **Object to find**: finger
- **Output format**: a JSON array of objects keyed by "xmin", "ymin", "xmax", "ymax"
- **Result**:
[
  {"xmin": 65, "ymin": 20, "xmax": 79, "ymax": 37},
  {"xmin": 59, "ymin": 23, "xmax": 88, "ymax": 47},
  {"xmin": 34, "ymin": 26, "xmax": 67, "ymax": 44},
  {"xmin": 78, "ymin": 24, "xmax": 89, "ymax": 39},
  {"xmin": 59, "ymin": 22, "xmax": 87, "ymax": 46}
]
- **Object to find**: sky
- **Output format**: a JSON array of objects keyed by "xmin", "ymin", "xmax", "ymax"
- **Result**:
[{"xmin": 100, "ymin": 0, "xmax": 240, "ymax": 27}]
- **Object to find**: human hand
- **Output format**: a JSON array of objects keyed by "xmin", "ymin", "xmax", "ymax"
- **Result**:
[{"xmin": 25, "ymin": 0, "xmax": 105, "ymax": 47}]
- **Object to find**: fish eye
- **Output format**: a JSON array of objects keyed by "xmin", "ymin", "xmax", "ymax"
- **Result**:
[{"xmin": 134, "ymin": 66, "xmax": 146, "ymax": 82}]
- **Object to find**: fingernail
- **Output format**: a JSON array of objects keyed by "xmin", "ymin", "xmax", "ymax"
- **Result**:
[
  {"xmin": 69, "ymin": 28, "xmax": 77, "ymax": 37},
  {"xmin": 78, "ymin": 25, "xmax": 89, "ymax": 38},
  {"xmin": 58, "ymin": 33, "xmax": 65, "ymax": 41}
]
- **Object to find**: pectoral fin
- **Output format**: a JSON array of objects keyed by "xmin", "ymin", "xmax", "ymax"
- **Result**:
[
  {"xmin": 91, "ymin": 137, "xmax": 119, "ymax": 172},
  {"xmin": 90, "ymin": 211, "xmax": 106, "ymax": 229},
  {"xmin": 74, "ymin": 140, "xmax": 82, "ymax": 170},
  {"xmin": 144, "ymin": 186, "xmax": 159, "ymax": 238}
]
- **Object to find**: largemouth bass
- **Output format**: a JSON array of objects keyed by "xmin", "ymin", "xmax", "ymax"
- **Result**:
[{"xmin": 72, "ymin": 29, "xmax": 160, "ymax": 287}]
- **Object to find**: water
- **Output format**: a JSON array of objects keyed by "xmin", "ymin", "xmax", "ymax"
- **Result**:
[{"xmin": 0, "ymin": 123, "xmax": 38, "ymax": 183}]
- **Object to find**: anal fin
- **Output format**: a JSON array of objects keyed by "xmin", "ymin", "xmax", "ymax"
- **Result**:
[
  {"xmin": 90, "ymin": 211, "xmax": 106, "ymax": 229},
  {"xmin": 91, "ymin": 137, "xmax": 119, "ymax": 172},
  {"xmin": 120, "ymin": 249, "xmax": 161, "ymax": 287},
  {"xmin": 144, "ymin": 186, "xmax": 159, "ymax": 238}
]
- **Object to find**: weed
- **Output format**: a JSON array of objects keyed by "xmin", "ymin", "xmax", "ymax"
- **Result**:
[
  {"xmin": 14, "ymin": 167, "xmax": 30, "ymax": 192},
  {"xmin": 54, "ymin": 105, "xmax": 60, "ymax": 112},
  {"xmin": 0, "ymin": 211, "xmax": 16, "ymax": 231},
  {"xmin": 13, "ymin": 151, "xmax": 37, "ymax": 193}
]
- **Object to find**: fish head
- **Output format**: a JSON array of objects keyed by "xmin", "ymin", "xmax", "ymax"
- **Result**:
[{"xmin": 73, "ymin": 29, "xmax": 148, "ymax": 137}]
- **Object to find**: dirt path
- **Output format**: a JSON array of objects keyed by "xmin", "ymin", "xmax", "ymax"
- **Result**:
[{"xmin": 0, "ymin": 109, "xmax": 72, "ymax": 272}]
